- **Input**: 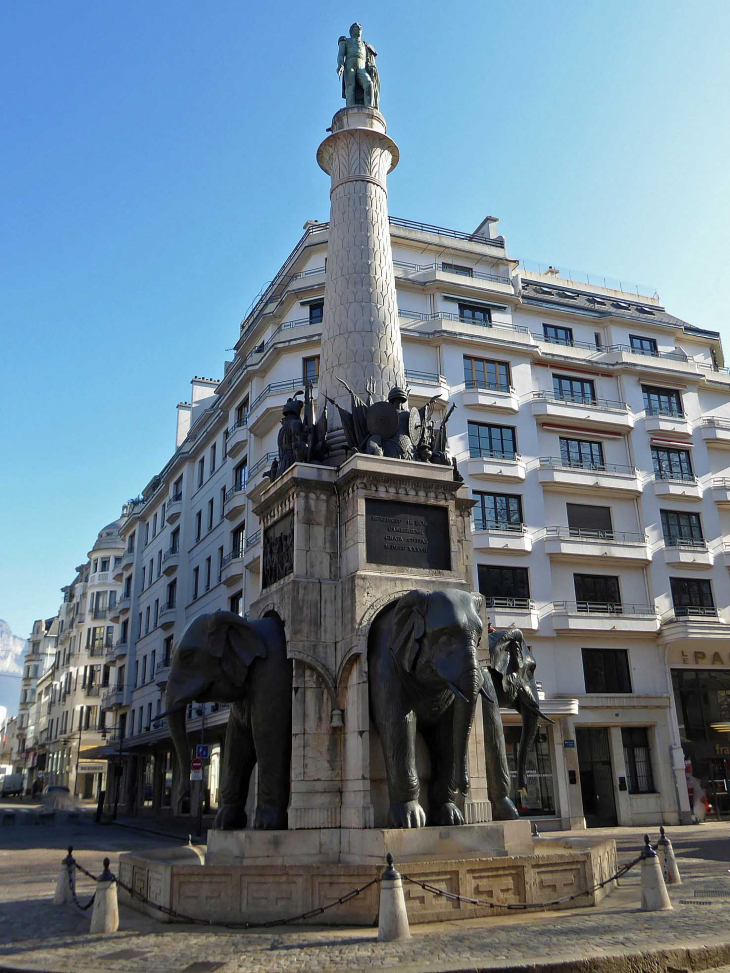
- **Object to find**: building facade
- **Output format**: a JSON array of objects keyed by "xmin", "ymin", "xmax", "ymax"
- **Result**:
[{"xmin": 93, "ymin": 214, "xmax": 730, "ymax": 830}]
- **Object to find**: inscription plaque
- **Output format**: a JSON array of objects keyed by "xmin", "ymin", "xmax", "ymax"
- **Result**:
[{"xmin": 365, "ymin": 498, "xmax": 451, "ymax": 570}]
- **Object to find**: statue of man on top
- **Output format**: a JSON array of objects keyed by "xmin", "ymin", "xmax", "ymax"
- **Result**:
[{"xmin": 337, "ymin": 23, "xmax": 380, "ymax": 109}]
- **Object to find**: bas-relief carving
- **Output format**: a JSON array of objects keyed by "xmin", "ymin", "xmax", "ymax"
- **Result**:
[{"xmin": 262, "ymin": 511, "xmax": 294, "ymax": 588}]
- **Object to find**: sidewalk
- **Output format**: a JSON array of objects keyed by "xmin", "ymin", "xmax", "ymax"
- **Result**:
[{"xmin": 3, "ymin": 818, "xmax": 730, "ymax": 973}]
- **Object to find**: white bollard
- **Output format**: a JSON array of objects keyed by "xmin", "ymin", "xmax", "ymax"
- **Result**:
[
  {"xmin": 53, "ymin": 846, "xmax": 76, "ymax": 905},
  {"xmin": 640, "ymin": 834, "xmax": 673, "ymax": 911},
  {"xmin": 377, "ymin": 854, "xmax": 411, "ymax": 942},
  {"xmin": 657, "ymin": 826, "xmax": 682, "ymax": 886},
  {"xmin": 90, "ymin": 858, "xmax": 119, "ymax": 934}
]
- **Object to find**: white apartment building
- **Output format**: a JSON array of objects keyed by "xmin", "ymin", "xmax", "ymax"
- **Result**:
[
  {"xmin": 15, "ymin": 616, "xmax": 59, "ymax": 790},
  {"xmin": 34, "ymin": 513, "xmax": 128, "ymax": 799},
  {"xmin": 102, "ymin": 214, "xmax": 730, "ymax": 830}
]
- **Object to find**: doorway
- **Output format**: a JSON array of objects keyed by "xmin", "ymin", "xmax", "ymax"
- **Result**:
[{"xmin": 576, "ymin": 727, "xmax": 618, "ymax": 827}]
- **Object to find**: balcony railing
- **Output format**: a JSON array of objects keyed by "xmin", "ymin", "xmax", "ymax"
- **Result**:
[
  {"xmin": 554, "ymin": 601, "xmax": 655, "ymax": 616},
  {"xmin": 534, "ymin": 333, "xmax": 602, "ymax": 352},
  {"xmin": 228, "ymin": 416, "xmax": 249, "ymax": 435},
  {"xmin": 167, "ymin": 493, "xmax": 183, "ymax": 509},
  {"xmin": 84, "ymin": 684, "xmax": 101, "ymax": 697},
  {"xmin": 474, "ymin": 520, "xmax": 526, "ymax": 533},
  {"xmin": 653, "ymin": 470, "xmax": 697, "ymax": 483},
  {"xmin": 248, "ymin": 452, "xmax": 279, "ymax": 479},
  {"xmin": 163, "ymin": 546, "xmax": 179, "ymax": 562},
  {"xmin": 464, "ymin": 379, "xmax": 513, "ymax": 394},
  {"xmin": 222, "ymin": 549, "xmax": 244, "ymax": 566},
  {"xmin": 704, "ymin": 416, "xmax": 730, "ymax": 430},
  {"xmin": 225, "ymin": 481, "xmax": 248, "ymax": 502},
  {"xmin": 645, "ymin": 404, "xmax": 684, "ymax": 419},
  {"xmin": 87, "ymin": 645, "xmax": 105, "ymax": 658},
  {"xmin": 469, "ymin": 446, "xmax": 519, "ymax": 461},
  {"xmin": 392, "ymin": 259, "xmax": 510, "ymax": 285},
  {"xmin": 613, "ymin": 343, "xmax": 688, "ymax": 362},
  {"xmin": 482, "ymin": 596, "xmax": 535, "ymax": 610},
  {"xmin": 531, "ymin": 390, "xmax": 628, "ymax": 412},
  {"xmin": 544, "ymin": 526, "xmax": 646, "ymax": 544},
  {"xmin": 389, "ymin": 215, "xmax": 505, "ymax": 247},
  {"xmin": 249, "ymin": 379, "xmax": 317, "ymax": 414},
  {"xmin": 92, "ymin": 608, "xmax": 107, "ymax": 620},
  {"xmin": 246, "ymin": 528, "xmax": 261, "ymax": 547},
  {"xmin": 669, "ymin": 606, "xmax": 719, "ymax": 619},
  {"xmin": 664, "ymin": 535, "xmax": 707, "ymax": 549},
  {"xmin": 538, "ymin": 457, "xmax": 637, "ymax": 476},
  {"xmin": 404, "ymin": 368, "xmax": 441, "ymax": 386}
]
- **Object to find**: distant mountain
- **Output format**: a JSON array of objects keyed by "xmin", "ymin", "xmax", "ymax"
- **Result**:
[{"xmin": 0, "ymin": 619, "xmax": 26, "ymax": 715}]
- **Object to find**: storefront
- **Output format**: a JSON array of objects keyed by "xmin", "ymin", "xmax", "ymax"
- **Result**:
[{"xmin": 672, "ymin": 665, "xmax": 730, "ymax": 819}]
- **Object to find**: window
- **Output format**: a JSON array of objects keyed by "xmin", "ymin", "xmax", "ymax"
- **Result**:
[
  {"xmin": 149, "ymin": 558, "xmax": 153, "ymax": 585},
  {"xmin": 193, "ymin": 567, "xmax": 199, "ymax": 600},
  {"xmin": 582, "ymin": 648, "xmax": 631, "ymax": 693},
  {"xmin": 574, "ymin": 573, "xmax": 621, "ymax": 608},
  {"xmin": 210, "ymin": 443, "xmax": 217, "ymax": 474},
  {"xmin": 121, "ymin": 619, "xmax": 129, "ymax": 644},
  {"xmin": 630, "ymin": 335, "xmax": 658, "ymax": 356},
  {"xmin": 142, "ymin": 755, "xmax": 154, "ymax": 805},
  {"xmin": 205, "ymin": 557, "xmax": 211, "ymax": 591},
  {"xmin": 303, "ymin": 356, "xmax": 319, "ymax": 384},
  {"xmin": 145, "ymin": 606, "xmax": 150, "ymax": 634},
  {"xmin": 235, "ymin": 397, "xmax": 249, "ymax": 425},
  {"xmin": 661, "ymin": 510, "xmax": 704, "ymax": 547},
  {"xmin": 622, "ymin": 727, "xmax": 655, "ymax": 793},
  {"xmin": 198, "ymin": 456, "xmax": 205, "ymax": 487},
  {"xmin": 473, "ymin": 492, "xmax": 523, "ymax": 531},
  {"xmin": 559, "ymin": 437, "xmax": 604, "ymax": 469},
  {"xmin": 105, "ymin": 626, "xmax": 114, "ymax": 648},
  {"xmin": 463, "ymin": 356, "xmax": 510, "ymax": 392},
  {"xmin": 234, "ymin": 459, "xmax": 247, "ymax": 490},
  {"xmin": 153, "ymin": 599, "xmax": 159, "ymax": 628},
  {"xmin": 467, "ymin": 421, "xmax": 516, "ymax": 459},
  {"xmin": 162, "ymin": 752, "xmax": 174, "ymax": 807},
  {"xmin": 170, "ymin": 527, "xmax": 180, "ymax": 553},
  {"xmin": 477, "ymin": 565, "xmax": 530, "ymax": 603},
  {"xmin": 543, "ymin": 323, "xmax": 573, "ymax": 347},
  {"xmin": 651, "ymin": 446, "xmax": 693, "ymax": 481},
  {"xmin": 160, "ymin": 503, "xmax": 165, "ymax": 528},
  {"xmin": 150, "ymin": 649, "xmax": 156, "ymax": 681},
  {"xmin": 173, "ymin": 476, "xmax": 183, "ymax": 501},
  {"xmin": 308, "ymin": 301, "xmax": 324, "ymax": 325},
  {"xmin": 141, "ymin": 566, "xmax": 146, "ymax": 589},
  {"xmin": 152, "ymin": 513, "xmax": 158, "ymax": 537},
  {"xmin": 553, "ymin": 374, "xmax": 595, "ymax": 405},
  {"xmin": 594, "ymin": 332, "xmax": 603, "ymax": 349},
  {"xmin": 458, "ymin": 302, "xmax": 490, "ymax": 325},
  {"xmin": 91, "ymin": 627, "xmax": 104, "ymax": 652},
  {"xmin": 167, "ymin": 579, "xmax": 177, "ymax": 609},
  {"xmin": 100, "ymin": 557, "xmax": 110, "ymax": 572},
  {"xmin": 642, "ymin": 384, "xmax": 683, "ymax": 417},
  {"xmin": 124, "ymin": 576, "xmax": 132, "ymax": 598},
  {"xmin": 144, "ymin": 522, "xmax": 149, "ymax": 545},
  {"xmin": 567, "ymin": 504, "xmax": 613, "ymax": 538},
  {"xmin": 93, "ymin": 558, "xmax": 98, "ymax": 572},
  {"xmin": 208, "ymin": 498, "xmax": 214, "ymax": 531},
  {"xmin": 195, "ymin": 510, "xmax": 202, "ymax": 541},
  {"xmin": 128, "ymin": 531, "xmax": 136, "ymax": 553},
  {"xmin": 230, "ymin": 590, "xmax": 243, "ymax": 614},
  {"xmin": 163, "ymin": 635, "xmax": 173, "ymax": 667},
  {"xmin": 157, "ymin": 550, "xmax": 162, "ymax": 577},
  {"xmin": 442, "ymin": 261, "xmax": 473, "ymax": 276},
  {"xmin": 670, "ymin": 577, "xmax": 715, "ymax": 616},
  {"xmin": 218, "ymin": 546, "xmax": 224, "ymax": 581},
  {"xmin": 141, "ymin": 656, "xmax": 147, "ymax": 684},
  {"xmin": 232, "ymin": 524, "xmax": 245, "ymax": 556}
]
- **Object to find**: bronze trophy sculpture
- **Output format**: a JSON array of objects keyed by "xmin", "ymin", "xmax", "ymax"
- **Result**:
[{"xmin": 265, "ymin": 381, "xmax": 327, "ymax": 483}]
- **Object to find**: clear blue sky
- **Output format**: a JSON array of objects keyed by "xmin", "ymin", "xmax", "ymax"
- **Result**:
[{"xmin": 1, "ymin": 0, "xmax": 729, "ymax": 642}]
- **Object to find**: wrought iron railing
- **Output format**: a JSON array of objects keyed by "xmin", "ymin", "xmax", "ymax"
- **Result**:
[
  {"xmin": 544, "ymin": 526, "xmax": 646, "ymax": 544},
  {"xmin": 482, "ymin": 597, "xmax": 535, "ymax": 610},
  {"xmin": 531, "ymin": 390, "xmax": 628, "ymax": 412},
  {"xmin": 553, "ymin": 601, "xmax": 655, "ymax": 616},
  {"xmin": 538, "ymin": 457, "xmax": 638, "ymax": 476},
  {"xmin": 664, "ymin": 536, "xmax": 707, "ymax": 549},
  {"xmin": 469, "ymin": 446, "xmax": 520, "ymax": 461}
]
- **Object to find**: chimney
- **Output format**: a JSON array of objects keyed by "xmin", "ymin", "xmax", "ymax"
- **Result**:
[{"xmin": 176, "ymin": 402, "xmax": 192, "ymax": 448}]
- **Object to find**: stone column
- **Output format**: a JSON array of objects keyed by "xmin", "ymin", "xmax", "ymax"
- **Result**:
[{"xmin": 317, "ymin": 107, "xmax": 404, "ymax": 458}]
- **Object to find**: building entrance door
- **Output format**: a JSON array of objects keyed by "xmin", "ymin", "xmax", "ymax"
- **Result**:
[
  {"xmin": 576, "ymin": 727, "xmax": 618, "ymax": 827},
  {"xmin": 707, "ymin": 759, "xmax": 730, "ymax": 819}
]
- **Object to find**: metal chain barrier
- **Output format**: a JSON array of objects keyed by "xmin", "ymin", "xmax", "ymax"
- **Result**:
[
  {"xmin": 401, "ymin": 853, "xmax": 643, "ymax": 911},
  {"xmin": 65, "ymin": 861, "xmax": 96, "ymax": 913}
]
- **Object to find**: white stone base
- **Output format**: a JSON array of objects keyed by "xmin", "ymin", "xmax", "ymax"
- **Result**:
[{"xmin": 205, "ymin": 822, "xmax": 533, "ymax": 866}]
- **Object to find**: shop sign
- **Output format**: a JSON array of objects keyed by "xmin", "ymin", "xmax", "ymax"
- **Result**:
[
  {"xmin": 563, "ymin": 740, "xmax": 576, "ymax": 749},
  {"xmin": 77, "ymin": 761, "xmax": 105, "ymax": 774},
  {"xmin": 680, "ymin": 650, "xmax": 730, "ymax": 667}
]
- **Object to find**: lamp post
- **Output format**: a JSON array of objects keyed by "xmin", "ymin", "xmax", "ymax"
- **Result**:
[{"xmin": 100, "ymin": 720, "xmax": 125, "ymax": 820}]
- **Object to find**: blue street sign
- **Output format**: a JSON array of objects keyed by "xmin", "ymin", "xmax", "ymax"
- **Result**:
[{"xmin": 196, "ymin": 744, "xmax": 210, "ymax": 759}]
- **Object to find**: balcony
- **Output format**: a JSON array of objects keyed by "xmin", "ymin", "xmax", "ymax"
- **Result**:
[
  {"xmin": 551, "ymin": 602, "xmax": 659, "ymax": 635},
  {"xmin": 652, "ymin": 472, "xmax": 703, "ymax": 502},
  {"xmin": 711, "ymin": 479, "xmax": 730, "ymax": 505},
  {"xmin": 155, "ymin": 659, "xmax": 172, "ymax": 688},
  {"xmin": 74, "ymin": 613, "xmax": 86, "ymax": 627},
  {"xmin": 643, "ymin": 406, "xmax": 691, "ymax": 438},
  {"xmin": 163, "ymin": 546, "xmax": 180, "ymax": 575},
  {"xmin": 472, "ymin": 523, "xmax": 532, "ymax": 555},
  {"xmin": 166, "ymin": 493, "xmax": 183, "ymax": 524},
  {"xmin": 84, "ymin": 683, "xmax": 101, "ymax": 697},
  {"xmin": 113, "ymin": 639, "xmax": 128, "ymax": 659},
  {"xmin": 462, "ymin": 381, "xmax": 518, "ymax": 414},
  {"xmin": 91, "ymin": 607, "xmax": 107, "ymax": 621},
  {"xmin": 88, "ymin": 645, "xmax": 105, "ymax": 659},
  {"xmin": 104, "ymin": 642, "xmax": 117, "ymax": 661},
  {"xmin": 662, "ymin": 537, "xmax": 714, "ymax": 569},
  {"xmin": 543, "ymin": 527, "xmax": 651, "ymax": 564},
  {"xmin": 116, "ymin": 593, "xmax": 131, "ymax": 615},
  {"xmin": 530, "ymin": 391, "xmax": 633, "ymax": 434},
  {"xmin": 227, "ymin": 418, "xmax": 249, "ymax": 457},
  {"xmin": 244, "ymin": 528, "xmax": 262, "ymax": 571},
  {"xmin": 221, "ymin": 549, "xmax": 245, "ymax": 586},
  {"xmin": 112, "ymin": 559, "xmax": 124, "ymax": 582},
  {"xmin": 101, "ymin": 687, "xmax": 124, "ymax": 710},
  {"xmin": 248, "ymin": 380, "xmax": 317, "ymax": 436},
  {"xmin": 482, "ymin": 597, "xmax": 538, "ymax": 632},
  {"xmin": 159, "ymin": 601, "xmax": 176, "ymax": 629},
  {"xmin": 121, "ymin": 548, "xmax": 135, "ymax": 572},
  {"xmin": 537, "ymin": 458, "xmax": 642, "ymax": 497},
  {"xmin": 658, "ymin": 607, "xmax": 727, "ymax": 644},
  {"xmin": 466, "ymin": 448, "xmax": 525, "ymax": 483},
  {"xmin": 403, "ymin": 369, "xmax": 450, "ymax": 407},
  {"xmin": 246, "ymin": 452, "xmax": 279, "ymax": 500},
  {"xmin": 701, "ymin": 417, "xmax": 730, "ymax": 450},
  {"xmin": 224, "ymin": 482, "xmax": 248, "ymax": 520},
  {"xmin": 108, "ymin": 601, "xmax": 121, "ymax": 623},
  {"xmin": 603, "ymin": 344, "xmax": 697, "ymax": 379}
]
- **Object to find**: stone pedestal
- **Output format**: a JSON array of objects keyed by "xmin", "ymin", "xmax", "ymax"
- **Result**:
[{"xmin": 250, "ymin": 454, "xmax": 490, "ymax": 831}]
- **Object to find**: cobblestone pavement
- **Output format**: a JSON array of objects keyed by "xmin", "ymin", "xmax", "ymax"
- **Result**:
[{"xmin": 3, "ymin": 802, "xmax": 730, "ymax": 973}]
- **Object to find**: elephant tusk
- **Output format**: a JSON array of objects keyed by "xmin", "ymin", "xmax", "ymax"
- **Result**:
[{"xmin": 447, "ymin": 681, "xmax": 470, "ymax": 704}]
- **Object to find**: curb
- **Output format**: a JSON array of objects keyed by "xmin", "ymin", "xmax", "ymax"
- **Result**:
[{"xmin": 3, "ymin": 939, "xmax": 730, "ymax": 973}]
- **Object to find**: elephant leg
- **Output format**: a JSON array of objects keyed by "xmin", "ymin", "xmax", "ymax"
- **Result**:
[
  {"xmin": 377, "ymin": 711, "xmax": 426, "ymax": 828},
  {"xmin": 250, "ymin": 687, "xmax": 291, "ymax": 830},
  {"xmin": 482, "ymin": 696, "xmax": 519, "ymax": 820},
  {"xmin": 214, "ymin": 711, "xmax": 256, "ymax": 830},
  {"xmin": 422, "ymin": 713, "xmax": 465, "ymax": 826}
]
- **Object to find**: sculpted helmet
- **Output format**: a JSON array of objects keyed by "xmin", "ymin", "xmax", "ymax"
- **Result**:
[{"xmin": 387, "ymin": 386, "xmax": 408, "ymax": 407}]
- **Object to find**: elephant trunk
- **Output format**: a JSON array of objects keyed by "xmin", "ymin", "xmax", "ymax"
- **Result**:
[
  {"xmin": 451, "ymin": 667, "xmax": 482, "ymax": 796},
  {"xmin": 166, "ymin": 704, "xmax": 191, "ymax": 814},
  {"xmin": 515, "ymin": 686, "xmax": 540, "ymax": 792}
]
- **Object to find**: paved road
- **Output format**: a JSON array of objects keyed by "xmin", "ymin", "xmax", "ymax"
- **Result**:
[{"xmin": 3, "ymin": 803, "xmax": 730, "ymax": 973}]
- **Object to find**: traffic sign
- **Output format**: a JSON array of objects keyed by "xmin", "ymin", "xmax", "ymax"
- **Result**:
[
  {"xmin": 191, "ymin": 769, "xmax": 203, "ymax": 781},
  {"xmin": 196, "ymin": 745, "xmax": 210, "ymax": 760},
  {"xmin": 191, "ymin": 757, "xmax": 203, "ymax": 772}
]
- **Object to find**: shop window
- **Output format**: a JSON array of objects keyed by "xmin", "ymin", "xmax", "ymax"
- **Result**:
[
  {"xmin": 142, "ymin": 756, "xmax": 155, "ymax": 807},
  {"xmin": 582, "ymin": 648, "xmax": 632, "ymax": 694},
  {"xmin": 622, "ymin": 727, "xmax": 655, "ymax": 793}
]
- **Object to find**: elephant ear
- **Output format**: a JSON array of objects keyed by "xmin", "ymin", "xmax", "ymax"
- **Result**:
[
  {"xmin": 206, "ymin": 611, "xmax": 267, "ymax": 689},
  {"xmin": 389, "ymin": 590, "xmax": 429, "ymax": 672},
  {"xmin": 489, "ymin": 627, "xmax": 525, "ymax": 677}
]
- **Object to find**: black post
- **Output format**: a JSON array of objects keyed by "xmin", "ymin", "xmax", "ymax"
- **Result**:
[{"xmin": 196, "ymin": 707, "xmax": 206, "ymax": 839}]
